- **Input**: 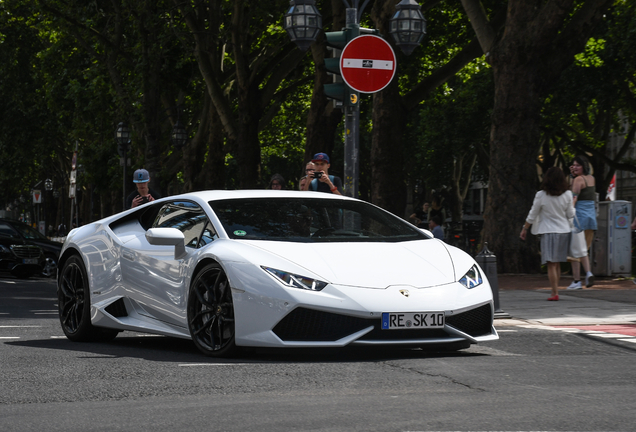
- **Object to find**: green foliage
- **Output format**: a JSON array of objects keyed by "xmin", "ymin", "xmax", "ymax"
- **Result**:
[{"xmin": 409, "ymin": 69, "xmax": 494, "ymax": 199}]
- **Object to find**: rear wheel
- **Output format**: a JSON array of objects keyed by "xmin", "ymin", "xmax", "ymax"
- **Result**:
[
  {"xmin": 187, "ymin": 263, "xmax": 237, "ymax": 357},
  {"xmin": 58, "ymin": 255, "xmax": 118, "ymax": 342}
]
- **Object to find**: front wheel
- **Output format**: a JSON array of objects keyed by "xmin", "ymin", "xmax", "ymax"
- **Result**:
[
  {"xmin": 42, "ymin": 254, "xmax": 58, "ymax": 278},
  {"xmin": 57, "ymin": 255, "xmax": 118, "ymax": 342},
  {"xmin": 187, "ymin": 263, "xmax": 237, "ymax": 357}
]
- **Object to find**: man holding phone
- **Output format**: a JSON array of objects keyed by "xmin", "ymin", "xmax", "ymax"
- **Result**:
[
  {"xmin": 301, "ymin": 153, "xmax": 343, "ymax": 195},
  {"xmin": 125, "ymin": 168, "xmax": 161, "ymax": 209}
]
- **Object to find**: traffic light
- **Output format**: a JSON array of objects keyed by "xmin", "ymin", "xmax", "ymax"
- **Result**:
[{"xmin": 323, "ymin": 29, "xmax": 359, "ymax": 108}]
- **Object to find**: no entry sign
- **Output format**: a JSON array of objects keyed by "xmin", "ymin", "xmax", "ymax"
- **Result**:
[{"xmin": 340, "ymin": 35, "xmax": 397, "ymax": 94}]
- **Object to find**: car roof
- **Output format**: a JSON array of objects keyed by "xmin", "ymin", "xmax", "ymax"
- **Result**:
[{"xmin": 162, "ymin": 189, "xmax": 358, "ymax": 203}]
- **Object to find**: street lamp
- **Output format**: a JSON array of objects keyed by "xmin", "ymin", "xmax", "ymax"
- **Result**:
[
  {"xmin": 389, "ymin": 0, "xmax": 427, "ymax": 55},
  {"xmin": 171, "ymin": 121, "xmax": 188, "ymax": 149},
  {"xmin": 44, "ymin": 179, "xmax": 53, "ymax": 236},
  {"xmin": 115, "ymin": 122, "xmax": 132, "ymax": 211},
  {"xmin": 283, "ymin": 0, "xmax": 322, "ymax": 51}
]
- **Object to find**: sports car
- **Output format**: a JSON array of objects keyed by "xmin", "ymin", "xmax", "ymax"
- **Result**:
[{"xmin": 57, "ymin": 190, "xmax": 498, "ymax": 357}]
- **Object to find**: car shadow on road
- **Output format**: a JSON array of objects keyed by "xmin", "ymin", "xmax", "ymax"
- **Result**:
[{"xmin": 6, "ymin": 335, "xmax": 487, "ymax": 363}]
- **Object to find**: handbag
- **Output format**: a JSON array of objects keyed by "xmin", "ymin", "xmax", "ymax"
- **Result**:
[{"xmin": 569, "ymin": 214, "xmax": 587, "ymax": 258}]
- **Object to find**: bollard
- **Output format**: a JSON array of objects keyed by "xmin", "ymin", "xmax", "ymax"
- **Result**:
[{"xmin": 475, "ymin": 242, "xmax": 509, "ymax": 318}]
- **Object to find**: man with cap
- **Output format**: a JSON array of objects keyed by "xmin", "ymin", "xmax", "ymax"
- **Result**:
[
  {"xmin": 125, "ymin": 169, "xmax": 161, "ymax": 209},
  {"xmin": 301, "ymin": 153, "xmax": 343, "ymax": 195}
]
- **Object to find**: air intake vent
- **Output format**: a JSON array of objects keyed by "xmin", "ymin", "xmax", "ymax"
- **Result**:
[
  {"xmin": 273, "ymin": 308, "xmax": 372, "ymax": 341},
  {"xmin": 446, "ymin": 303, "xmax": 492, "ymax": 337},
  {"xmin": 105, "ymin": 298, "xmax": 128, "ymax": 318}
]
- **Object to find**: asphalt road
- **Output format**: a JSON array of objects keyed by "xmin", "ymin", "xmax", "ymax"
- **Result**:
[{"xmin": 1, "ymin": 276, "xmax": 635, "ymax": 432}]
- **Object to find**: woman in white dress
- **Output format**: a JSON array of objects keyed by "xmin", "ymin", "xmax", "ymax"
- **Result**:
[{"xmin": 520, "ymin": 167, "xmax": 575, "ymax": 301}]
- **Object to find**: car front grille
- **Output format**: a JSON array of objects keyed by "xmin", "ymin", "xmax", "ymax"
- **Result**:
[
  {"xmin": 11, "ymin": 245, "xmax": 41, "ymax": 259},
  {"xmin": 273, "ymin": 303, "xmax": 494, "ymax": 343},
  {"xmin": 446, "ymin": 303, "xmax": 493, "ymax": 337}
]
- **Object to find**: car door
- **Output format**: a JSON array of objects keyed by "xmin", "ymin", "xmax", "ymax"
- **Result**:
[{"xmin": 121, "ymin": 200, "xmax": 216, "ymax": 328}]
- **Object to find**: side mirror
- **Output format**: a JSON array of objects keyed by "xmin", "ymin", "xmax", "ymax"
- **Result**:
[{"xmin": 145, "ymin": 228, "xmax": 187, "ymax": 259}]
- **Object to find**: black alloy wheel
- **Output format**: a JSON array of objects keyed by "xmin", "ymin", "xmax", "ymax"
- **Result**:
[
  {"xmin": 187, "ymin": 262, "xmax": 237, "ymax": 357},
  {"xmin": 58, "ymin": 255, "xmax": 118, "ymax": 342},
  {"xmin": 42, "ymin": 254, "xmax": 58, "ymax": 278}
]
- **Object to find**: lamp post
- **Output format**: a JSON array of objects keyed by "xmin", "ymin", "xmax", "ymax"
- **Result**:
[
  {"xmin": 115, "ymin": 122, "xmax": 132, "ymax": 210},
  {"xmin": 284, "ymin": 0, "xmax": 425, "ymax": 197},
  {"xmin": 44, "ymin": 179, "xmax": 53, "ymax": 236}
]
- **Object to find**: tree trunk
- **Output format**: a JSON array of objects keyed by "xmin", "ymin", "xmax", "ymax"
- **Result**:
[
  {"xmin": 482, "ymin": 54, "xmax": 542, "ymax": 273},
  {"xmin": 371, "ymin": 81, "xmax": 408, "ymax": 217},
  {"xmin": 461, "ymin": 0, "xmax": 614, "ymax": 273}
]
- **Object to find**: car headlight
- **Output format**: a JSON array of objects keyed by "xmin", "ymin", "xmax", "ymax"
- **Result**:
[
  {"xmin": 262, "ymin": 266, "xmax": 328, "ymax": 291},
  {"xmin": 459, "ymin": 264, "xmax": 483, "ymax": 289}
]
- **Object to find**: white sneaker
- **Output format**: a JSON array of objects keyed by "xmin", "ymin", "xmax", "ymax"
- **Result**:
[
  {"xmin": 567, "ymin": 281, "xmax": 582, "ymax": 290},
  {"xmin": 585, "ymin": 272, "xmax": 595, "ymax": 288}
]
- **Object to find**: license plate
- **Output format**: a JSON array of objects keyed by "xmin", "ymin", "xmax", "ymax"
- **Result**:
[
  {"xmin": 22, "ymin": 258, "xmax": 38, "ymax": 265},
  {"xmin": 381, "ymin": 312, "xmax": 445, "ymax": 330}
]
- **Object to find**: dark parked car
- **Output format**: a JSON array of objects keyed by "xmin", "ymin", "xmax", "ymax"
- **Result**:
[
  {"xmin": 0, "ymin": 234, "xmax": 45, "ymax": 278},
  {"xmin": 0, "ymin": 219, "xmax": 62, "ymax": 277}
]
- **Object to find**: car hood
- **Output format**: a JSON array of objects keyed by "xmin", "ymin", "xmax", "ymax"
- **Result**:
[{"xmin": 241, "ymin": 239, "xmax": 454, "ymax": 289}]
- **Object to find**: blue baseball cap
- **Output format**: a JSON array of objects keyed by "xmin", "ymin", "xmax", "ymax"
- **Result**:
[
  {"xmin": 311, "ymin": 153, "xmax": 330, "ymax": 164},
  {"xmin": 133, "ymin": 169, "xmax": 150, "ymax": 183}
]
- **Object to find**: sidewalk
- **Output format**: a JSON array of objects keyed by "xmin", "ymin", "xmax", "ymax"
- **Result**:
[{"xmin": 492, "ymin": 273, "xmax": 636, "ymax": 326}]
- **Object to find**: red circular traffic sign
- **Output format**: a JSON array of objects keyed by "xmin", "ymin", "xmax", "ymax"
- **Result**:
[{"xmin": 340, "ymin": 35, "xmax": 397, "ymax": 94}]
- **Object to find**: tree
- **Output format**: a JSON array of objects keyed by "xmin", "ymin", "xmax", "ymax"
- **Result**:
[
  {"xmin": 461, "ymin": 0, "xmax": 615, "ymax": 272},
  {"xmin": 368, "ymin": 0, "xmax": 500, "ymax": 217},
  {"xmin": 542, "ymin": 1, "xmax": 636, "ymax": 196}
]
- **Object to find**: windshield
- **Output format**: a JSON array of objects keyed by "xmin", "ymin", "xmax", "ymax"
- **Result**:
[
  {"xmin": 13, "ymin": 223, "xmax": 47, "ymax": 240},
  {"xmin": 209, "ymin": 198, "xmax": 429, "ymax": 243}
]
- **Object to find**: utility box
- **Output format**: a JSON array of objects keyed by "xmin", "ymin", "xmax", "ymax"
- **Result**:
[{"xmin": 591, "ymin": 200, "xmax": 632, "ymax": 277}]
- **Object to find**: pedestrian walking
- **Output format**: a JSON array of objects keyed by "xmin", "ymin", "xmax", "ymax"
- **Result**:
[{"xmin": 520, "ymin": 167, "xmax": 575, "ymax": 301}]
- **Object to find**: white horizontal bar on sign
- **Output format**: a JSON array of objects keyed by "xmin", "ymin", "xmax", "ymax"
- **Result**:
[{"xmin": 342, "ymin": 59, "xmax": 393, "ymax": 70}]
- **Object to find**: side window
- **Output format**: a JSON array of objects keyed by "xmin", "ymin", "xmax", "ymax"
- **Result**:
[
  {"xmin": 0, "ymin": 222, "xmax": 19, "ymax": 238},
  {"xmin": 199, "ymin": 222, "xmax": 218, "ymax": 247},
  {"xmin": 152, "ymin": 201, "xmax": 214, "ymax": 249}
]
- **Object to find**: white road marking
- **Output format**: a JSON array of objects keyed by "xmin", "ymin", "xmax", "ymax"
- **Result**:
[
  {"xmin": 0, "ymin": 337, "xmax": 20, "ymax": 339},
  {"xmin": 588, "ymin": 333, "xmax": 632, "ymax": 338},
  {"xmin": 617, "ymin": 338, "xmax": 636, "ymax": 343},
  {"xmin": 0, "ymin": 325, "xmax": 41, "ymax": 328}
]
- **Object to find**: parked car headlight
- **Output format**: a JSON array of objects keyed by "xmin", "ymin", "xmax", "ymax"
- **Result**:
[
  {"xmin": 262, "ymin": 266, "xmax": 328, "ymax": 291},
  {"xmin": 459, "ymin": 264, "xmax": 483, "ymax": 289}
]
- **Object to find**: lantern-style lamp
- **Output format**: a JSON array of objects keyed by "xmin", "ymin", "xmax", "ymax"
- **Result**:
[
  {"xmin": 283, "ymin": 0, "xmax": 322, "ymax": 52},
  {"xmin": 389, "ymin": 0, "xmax": 427, "ymax": 55},
  {"xmin": 115, "ymin": 122, "xmax": 132, "ymax": 156},
  {"xmin": 171, "ymin": 121, "xmax": 188, "ymax": 149}
]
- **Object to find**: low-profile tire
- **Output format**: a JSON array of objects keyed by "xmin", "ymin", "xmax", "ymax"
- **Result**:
[
  {"xmin": 187, "ymin": 262, "xmax": 237, "ymax": 357},
  {"xmin": 58, "ymin": 255, "xmax": 118, "ymax": 342}
]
